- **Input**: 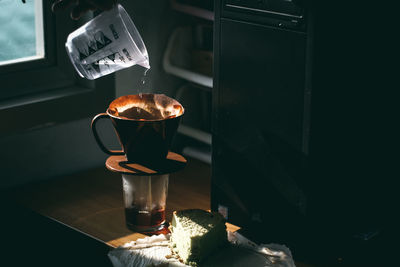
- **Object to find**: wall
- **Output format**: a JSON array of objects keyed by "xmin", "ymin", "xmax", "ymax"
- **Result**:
[
  {"xmin": 116, "ymin": 0, "xmax": 184, "ymax": 97},
  {"xmin": 0, "ymin": 118, "xmax": 117, "ymax": 188}
]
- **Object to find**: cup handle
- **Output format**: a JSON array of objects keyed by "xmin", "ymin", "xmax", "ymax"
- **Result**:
[{"xmin": 91, "ymin": 113, "xmax": 124, "ymax": 155}]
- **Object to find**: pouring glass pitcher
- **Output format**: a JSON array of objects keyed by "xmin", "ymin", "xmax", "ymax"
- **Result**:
[{"xmin": 65, "ymin": 4, "xmax": 149, "ymax": 80}]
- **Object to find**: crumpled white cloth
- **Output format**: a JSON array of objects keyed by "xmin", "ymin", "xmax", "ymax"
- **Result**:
[{"xmin": 108, "ymin": 232, "xmax": 296, "ymax": 267}]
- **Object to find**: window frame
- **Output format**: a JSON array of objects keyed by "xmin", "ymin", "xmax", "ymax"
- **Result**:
[
  {"xmin": 0, "ymin": 1, "xmax": 115, "ymax": 137},
  {"xmin": 0, "ymin": 0, "xmax": 45, "ymax": 68}
]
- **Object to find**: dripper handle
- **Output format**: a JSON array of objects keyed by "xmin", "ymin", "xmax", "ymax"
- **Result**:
[{"xmin": 91, "ymin": 113, "xmax": 124, "ymax": 156}]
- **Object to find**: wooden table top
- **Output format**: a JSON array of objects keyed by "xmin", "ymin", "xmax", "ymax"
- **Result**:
[
  {"xmin": 9, "ymin": 157, "xmax": 314, "ymax": 266},
  {"xmin": 12, "ymin": 158, "xmax": 227, "ymax": 248}
]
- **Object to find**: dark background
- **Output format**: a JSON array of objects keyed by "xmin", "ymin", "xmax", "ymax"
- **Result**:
[
  {"xmin": 212, "ymin": 0, "xmax": 398, "ymax": 265},
  {"xmin": 1, "ymin": 1, "xmax": 398, "ymax": 266}
]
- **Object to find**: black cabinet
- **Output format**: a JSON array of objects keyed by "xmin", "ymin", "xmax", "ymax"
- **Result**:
[
  {"xmin": 212, "ymin": 0, "xmax": 394, "ymax": 265},
  {"xmin": 213, "ymin": 0, "xmax": 310, "ymax": 252}
]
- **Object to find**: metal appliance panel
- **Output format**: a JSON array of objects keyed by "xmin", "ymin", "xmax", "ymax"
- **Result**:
[{"xmin": 212, "ymin": 16, "xmax": 309, "ymax": 245}]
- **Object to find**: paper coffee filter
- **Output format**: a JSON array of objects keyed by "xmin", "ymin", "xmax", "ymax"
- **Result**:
[{"xmin": 108, "ymin": 94, "xmax": 184, "ymax": 120}]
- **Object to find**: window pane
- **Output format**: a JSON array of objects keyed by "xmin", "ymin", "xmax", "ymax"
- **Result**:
[{"xmin": 0, "ymin": 0, "xmax": 44, "ymax": 66}]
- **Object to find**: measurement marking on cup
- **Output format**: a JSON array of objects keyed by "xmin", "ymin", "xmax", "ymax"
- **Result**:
[
  {"xmin": 88, "ymin": 41, "xmax": 97, "ymax": 55},
  {"xmin": 79, "ymin": 50, "xmax": 87, "ymax": 60},
  {"xmin": 107, "ymin": 53, "xmax": 116, "ymax": 62},
  {"xmin": 76, "ymin": 31, "xmax": 113, "ymax": 61},
  {"xmin": 122, "ymin": 48, "xmax": 133, "ymax": 61},
  {"xmin": 95, "ymin": 31, "xmax": 112, "ymax": 47},
  {"xmin": 109, "ymin": 24, "xmax": 119, "ymax": 39},
  {"xmin": 85, "ymin": 51, "xmax": 127, "ymax": 74}
]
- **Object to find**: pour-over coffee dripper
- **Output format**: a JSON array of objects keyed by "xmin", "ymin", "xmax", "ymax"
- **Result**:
[
  {"xmin": 91, "ymin": 94, "xmax": 184, "ymax": 164},
  {"xmin": 92, "ymin": 94, "xmax": 186, "ymax": 234}
]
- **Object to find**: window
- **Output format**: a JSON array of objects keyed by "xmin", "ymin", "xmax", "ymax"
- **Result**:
[
  {"xmin": 0, "ymin": 1, "xmax": 114, "ymax": 137},
  {"xmin": 0, "ymin": 0, "xmax": 44, "ymax": 66}
]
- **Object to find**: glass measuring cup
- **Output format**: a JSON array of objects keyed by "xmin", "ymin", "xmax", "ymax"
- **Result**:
[{"xmin": 65, "ymin": 4, "xmax": 149, "ymax": 80}]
